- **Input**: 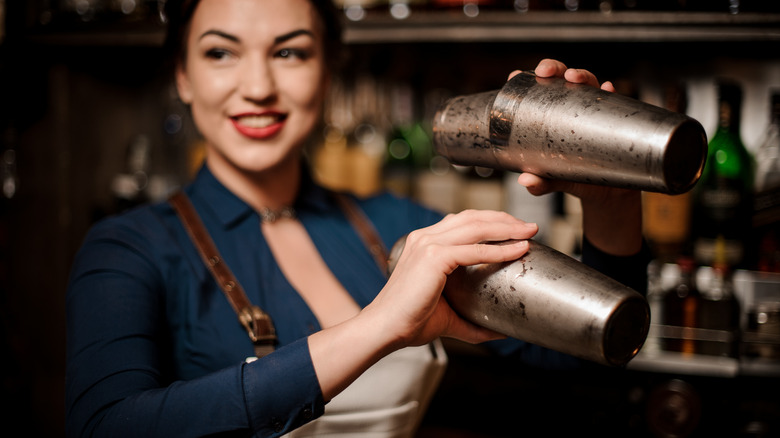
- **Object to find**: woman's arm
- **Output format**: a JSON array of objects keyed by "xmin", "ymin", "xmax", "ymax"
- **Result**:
[{"xmin": 66, "ymin": 216, "xmax": 323, "ymax": 437}]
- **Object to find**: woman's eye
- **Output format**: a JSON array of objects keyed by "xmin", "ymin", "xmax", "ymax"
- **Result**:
[
  {"xmin": 277, "ymin": 48, "xmax": 309, "ymax": 61},
  {"xmin": 204, "ymin": 48, "xmax": 232, "ymax": 61}
]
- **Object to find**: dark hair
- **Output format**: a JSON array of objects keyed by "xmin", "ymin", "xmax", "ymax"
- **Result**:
[
  {"xmin": 161, "ymin": 0, "xmax": 199, "ymax": 68},
  {"xmin": 162, "ymin": 0, "xmax": 344, "ymax": 72}
]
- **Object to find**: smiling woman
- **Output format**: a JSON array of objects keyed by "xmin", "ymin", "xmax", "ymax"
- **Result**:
[
  {"xmin": 172, "ymin": 0, "xmax": 329, "ymax": 203},
  {"xmin": 64, "ymin": 0, "xmax": 651, "ymax": 437}
]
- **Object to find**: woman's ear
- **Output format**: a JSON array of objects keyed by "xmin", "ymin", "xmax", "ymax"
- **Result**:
[{"xmin": 175, "ymin": 64, "xmax": 193, "ymax": 104}]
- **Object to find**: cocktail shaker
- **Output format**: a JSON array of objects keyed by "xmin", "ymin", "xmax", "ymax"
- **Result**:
[
  {"xmin": 388, "ymin": 236, "xmax": 650, "ymax": 367},
  {"xmin": 433, "ymin": 71, "xmax": 707, "ymax": 194}
]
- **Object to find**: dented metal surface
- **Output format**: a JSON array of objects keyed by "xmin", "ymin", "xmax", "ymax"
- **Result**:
[
  {"xmin": 388, "ymin": 237, "xmax": 650, "ymax": 367},
  {"xmin": 433, "ymin": 71, "xmax": 708, "ymax": 194},
  {"xmin": 444, "ymin": 240, "xmax": 649, "ymax": 367}
]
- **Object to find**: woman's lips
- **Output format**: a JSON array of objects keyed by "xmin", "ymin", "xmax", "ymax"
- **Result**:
[{"xmin": 231, "ymin": 113, "xmax": 286, "ymax": 139}]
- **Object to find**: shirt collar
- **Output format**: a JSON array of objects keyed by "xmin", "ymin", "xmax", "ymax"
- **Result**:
[{"xmin": 188, "ymin": 163, "xmax": 335, "ymax": 229}]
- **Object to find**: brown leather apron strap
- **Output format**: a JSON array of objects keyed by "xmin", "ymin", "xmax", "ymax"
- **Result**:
[
  {"xmin": 331, "ymin": 192, "xmax": 389, "ymax": 277},
  {"xmin": 169, "ymin": 189, "xmax": 389, "ymax": 358},
  {"xmin": 169, "ymin": 191, "xmax": 277, "ymax": 358}
]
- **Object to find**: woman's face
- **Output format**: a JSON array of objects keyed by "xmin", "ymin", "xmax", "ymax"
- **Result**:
[{"xmin": 176, "ymin": 0, "xmax": 328, "ymax": 177}]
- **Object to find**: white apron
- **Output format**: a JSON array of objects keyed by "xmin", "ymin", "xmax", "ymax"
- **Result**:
[{"xmin": 284, "ymin": 339, "xmax": 448, "ymax": 437}]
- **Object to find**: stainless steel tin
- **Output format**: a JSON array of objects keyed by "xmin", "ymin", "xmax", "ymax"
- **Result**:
[
  {"xmin": 389, "ymin": 237, "xmax": 650, "ymax": 367},
  {"xmin": 433, "ymin": 71, "xmax": 708, "ymax": 194}
]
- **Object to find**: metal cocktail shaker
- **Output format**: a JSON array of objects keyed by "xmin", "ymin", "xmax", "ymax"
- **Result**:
[
  {"xmin": 433, "ymin": 71, "xmax": 707, "ymax": 194},
  {"xmin": 388, "ymin": 237, "xmax": 650, "ymax": 367}
]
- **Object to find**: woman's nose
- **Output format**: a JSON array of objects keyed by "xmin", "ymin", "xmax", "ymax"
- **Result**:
[{"xmin": 239, "ymin": 57, "xmax": 276, "ymax": 103}]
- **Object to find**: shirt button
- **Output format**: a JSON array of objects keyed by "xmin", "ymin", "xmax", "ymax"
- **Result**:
[
  {"xmin": 302, "ymin": 407, "xmax": 313, "ymax": 420},
  {"xmin": 272, "ymin": 419, "xmax": 284, "ymax": 433}
]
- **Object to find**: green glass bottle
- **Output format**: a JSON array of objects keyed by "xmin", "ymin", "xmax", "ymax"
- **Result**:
[{"xmin": 691, "ymin": 80, "xmax": 754, "ymax": 269}]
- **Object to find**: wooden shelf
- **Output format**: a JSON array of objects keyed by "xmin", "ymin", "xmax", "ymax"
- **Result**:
[
  {"xmin": 342, "ymin": 11, "xmax": 780, "ymax": 44},
  {"xmin": 20, "ymin": 11, "xmax": 780, "ymax": 46}
]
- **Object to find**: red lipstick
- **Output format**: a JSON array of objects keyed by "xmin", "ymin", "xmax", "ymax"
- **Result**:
[{"xmin": 230, "ymin": 112, "xmax": 286, "ymax": 139}]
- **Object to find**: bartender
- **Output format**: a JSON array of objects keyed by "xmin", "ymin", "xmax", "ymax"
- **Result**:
[{"xmin": 65, "ymin": 0, "xmax": 649, "ymax": 436}]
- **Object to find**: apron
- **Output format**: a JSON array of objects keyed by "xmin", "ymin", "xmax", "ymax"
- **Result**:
[{"xmin": 284, "ymin": 339, "xmax": 448, "ymax": 437}]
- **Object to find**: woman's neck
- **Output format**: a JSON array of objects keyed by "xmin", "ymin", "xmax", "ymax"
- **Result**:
[{"xmin": 206, "ymin": 155, "xmax": 301, "ymax": 213}]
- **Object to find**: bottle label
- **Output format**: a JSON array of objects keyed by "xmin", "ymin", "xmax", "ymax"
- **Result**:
[
  {"xmin": 694, "ymin": 237, "xmax": 743, "ymax": 269},
  {"xmin": 643, "ymin": 192, "xmax": 691, "ymax": 243},
  {"xmin": 699, "ymin": 185, "xmax": 741, "ymax": 222},
  {"xmin": 754, "ymin": 187, "xmax": 780, "ymax": 227},
  {"xmin": 693, "ymin": 176, "xmax": 751, "ymax": 266}
]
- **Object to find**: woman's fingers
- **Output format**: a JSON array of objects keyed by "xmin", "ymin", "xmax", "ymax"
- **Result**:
[
  {"xmin": 533, "ymin": 59, "xmax": 614, "ymax": 92},
  {"xmin": 517, "ymin": 172, "xmax": 577, "ymax": 197},
  {"xmin": 443, "ymin": 238, "xmax": 530, "ymax": 270},
  {"xmin": 534, "ymin": 58, "xmax": 568, "ymax": 78},
  {"xmin": 440, "ymin": 301, "xmax": 508, "ymax": 344},
  {"xmin": 563, "ymin": 68, "xmax": 600, "ymax": 87},
  {"xmin": 444, "ymin": 210, "xmax": 538, "ymax": 243},
  {"xmin": 517, "ymin": 172, "xmax": 550, "ymax": 196},
  {"xmin": 414, "ymin": 209, "xmax": 537, "ymax": 248},
  {"xmin": 510, "ymin": 60, "xmax": 615, "ymax": 95},
  {"xmin": 508, "ymin": 59, "xmax": 570, "ymax": 81}
]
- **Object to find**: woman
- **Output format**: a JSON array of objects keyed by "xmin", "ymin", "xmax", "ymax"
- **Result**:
[{"xmin": 65, "ymin": 0, "xmax": 648, "ymax": 436}]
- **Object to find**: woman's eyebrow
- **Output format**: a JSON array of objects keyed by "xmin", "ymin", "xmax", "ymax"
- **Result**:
[
  {"xmin": 197, "ymin": 29, "xmax": 313, "ymax": 45},
  {"xmin": 274, "ymin": 29, "xmax": 314, "ymax": 44},
  {"xmin": 199, "ymin": 29, "xmax": 239, "ymax": 43}
]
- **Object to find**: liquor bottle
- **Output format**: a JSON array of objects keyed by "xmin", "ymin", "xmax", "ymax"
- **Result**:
[
  {"xmin": 333, "ymin": 0, "xmax": 385, "ymax": 21},
  {"xmin": 522, "ymin": 0, "xmax": 582, "ymax": 11},
  {"xmin": 513, "ymin": 0, "xmax": 545, "ymax": 13},
  {"xmin": 594, "ymin": 0, "xmax": 615, "ymax": 13},
  {"xmin": 110, "ymin": 134, "xmax": 153, "ymax": 213},
  {"xmin": 755, "ymin": 92, "xmax": 780, "ymax": 193},
  {"xmin": 753, "ymin": 91, "xmax": 780, "ymax": 272},
  {"xmin": 430, "ymin": 0, "xmax": 503, "ymax": 17},
  {"xmin": 1, "ymin": 127, "xmax": 18, "ymax": 200},
  {"xmin": 564, "ymin": 0, "xmax": 581, "ymax": 11},
  {"xmin": 642, "ymin": 83, "xmax": 693, "ymax": 264},
  {"xmin": 690, "ymin": 80, "xmax": 754, "ymax": 269},
  {"xmin": 683, "ymin": 0, "xmax": 739, "ymax": 12},
  {"xmin": 383, "ymin": 83, "xmax": 432, "ymax": 197},
  {"xmin": 388, "ymin": 0, "xmax": 428, "ymax": 19},
  {"xmin": 644, "ymin": 260, "xmax": 664, "ymax": 354},
  {"xmin": 460, "ymin": 165, "xmax": 504, "ymax": 211},
  {"xmin": 662, "ymin": 256, "xmax": 701, "ymax": 355},
  {"xmin": 698, "ymin": 236, "xmax": 740, "ymax": 357}
]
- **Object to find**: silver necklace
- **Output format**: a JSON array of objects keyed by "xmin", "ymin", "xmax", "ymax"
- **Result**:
[{"xmin": 260, "ymin": 206, "xmax": 296, "ymax": 223}]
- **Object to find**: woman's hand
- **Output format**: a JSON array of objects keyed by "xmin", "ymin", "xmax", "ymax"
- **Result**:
[
  {"xmin": 517, "ymin": 57, "xmax": 616, "ymax": 92},
  {"xmin": 510, "ymin": 58, "xmax": 643, "ymax": 256},
  {"xmin": 369, "ymin": 209, "xmax": 539, "ymax": 349},
  {"xmin": 309, "ymin": 209, "xmax": 538, "ymax": 401}
]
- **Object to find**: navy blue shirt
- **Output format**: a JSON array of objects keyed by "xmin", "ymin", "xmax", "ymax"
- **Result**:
[{"xmin": 65, "ymin": 166, "xmax": 648, "ymax": 437}]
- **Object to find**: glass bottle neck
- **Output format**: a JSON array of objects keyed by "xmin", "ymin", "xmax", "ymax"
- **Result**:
[{"xmin": 718, "ymin": 100, "xmax": 741, "ymax": 132}]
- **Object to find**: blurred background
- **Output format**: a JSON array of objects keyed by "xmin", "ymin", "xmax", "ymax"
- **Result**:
[{"xmin": 1, "ymin": 1, "xmax": 779, "ymax": 436}]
